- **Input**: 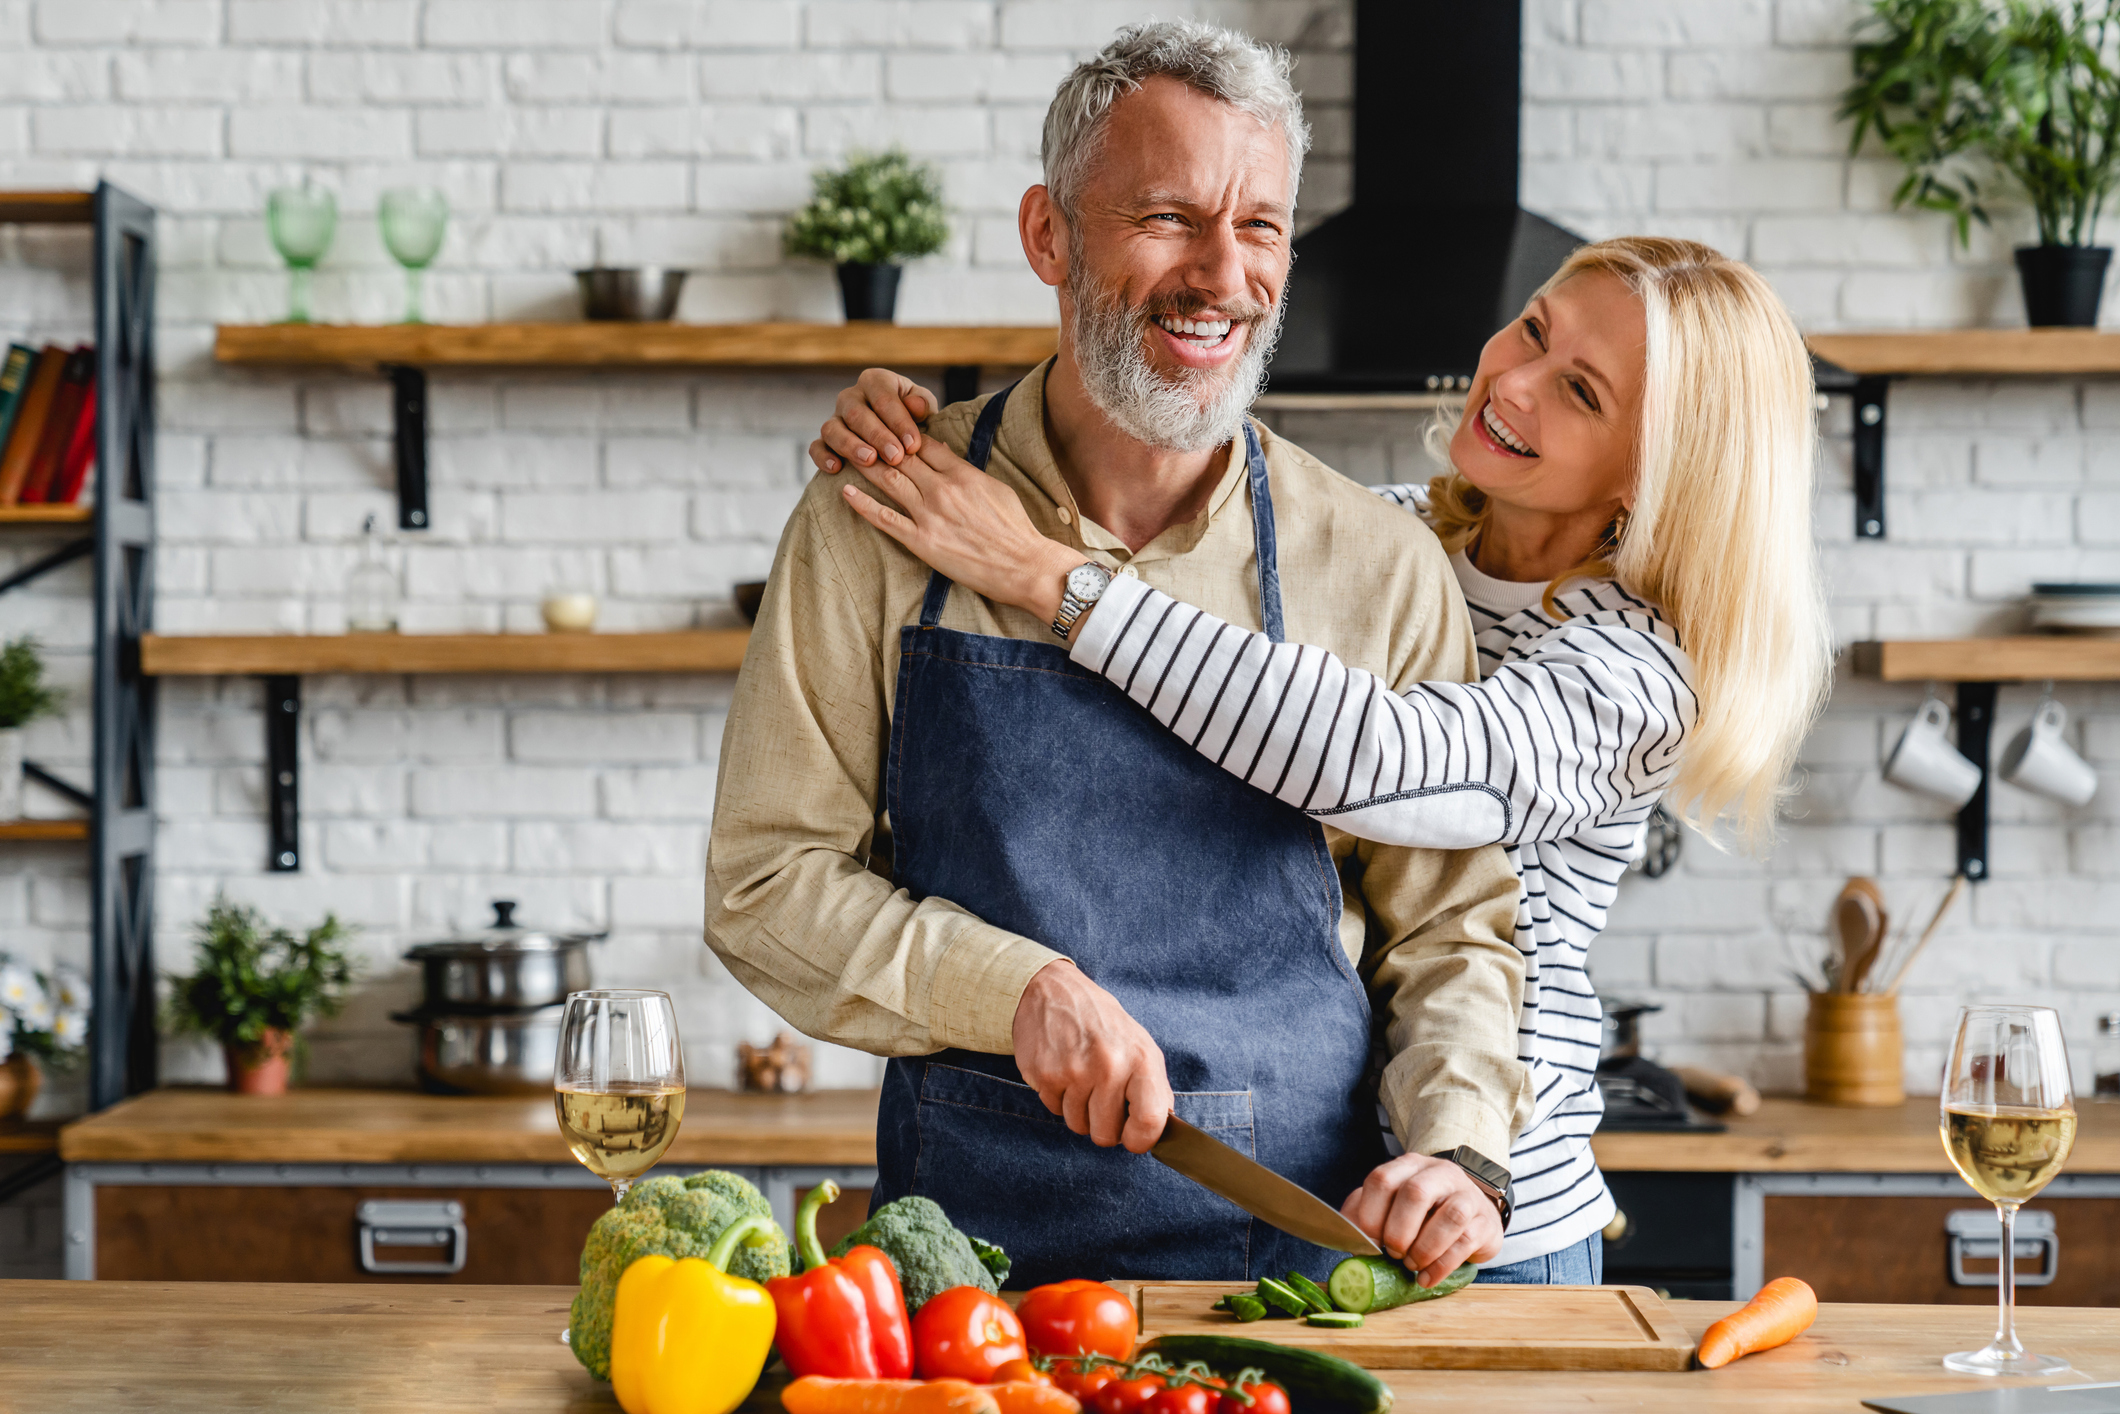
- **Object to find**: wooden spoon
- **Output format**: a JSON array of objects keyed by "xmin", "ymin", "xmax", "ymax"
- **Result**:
[{"xmin": 1833, "ymin": 879, "xmax": 1887, "ymax": 993}]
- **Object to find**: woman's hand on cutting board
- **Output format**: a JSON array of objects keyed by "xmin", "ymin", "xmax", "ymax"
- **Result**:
[{"xmin": 1342, "ymin": 1153, "xmax": 1504, "ymax": 1287}]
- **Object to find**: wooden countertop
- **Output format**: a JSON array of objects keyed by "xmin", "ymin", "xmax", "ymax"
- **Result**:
[
  {"xmin": 4, "ymin": 1282, "xmax": 2119, "ymax": 1413},
  {"xmin": 64, "ymin": 1088, "xmax": 2120, "ymax": 1173},
  {"xmin": 1593, "ymin": 1095, "xmax": 2120, "ymax": 1173},
  {"xmin": 59, "ymin": 1087, "xmax": 879, "ymax": 1166}
]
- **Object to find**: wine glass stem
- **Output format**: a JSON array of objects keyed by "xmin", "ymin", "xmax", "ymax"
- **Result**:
[
  {"xmin": 1993, "ymin": 1201, "xmax": 2025, "ymax": 1358},
  {"xmin": 288, "ymin": 265, "xmax": 312, "ymax": 324},
  {"xmin": 610, "ymin": 1177, "xmax": 631, "ymax": 1207},
  {"xmin": 405, "ymin": 266, "xmax": 425, "ymax": 324}
]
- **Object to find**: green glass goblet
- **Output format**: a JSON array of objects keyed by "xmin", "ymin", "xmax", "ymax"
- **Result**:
[
  {"xmin": 266, "ymin": 186, "xmax": 337, "ymax": 324},
  {"xmin": 379, "ymin": 187, "xmax": 449, "ymax": 324}
]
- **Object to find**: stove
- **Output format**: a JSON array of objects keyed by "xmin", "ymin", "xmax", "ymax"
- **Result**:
[{"xmin": 1596, "ymin": 1055, "xmax": 1727, "ymax": 1134}]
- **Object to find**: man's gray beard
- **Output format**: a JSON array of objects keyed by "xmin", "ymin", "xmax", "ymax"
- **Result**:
[{"xmin": 1066, "ymin": 276, "xmax": 1283, "ymax": 454}]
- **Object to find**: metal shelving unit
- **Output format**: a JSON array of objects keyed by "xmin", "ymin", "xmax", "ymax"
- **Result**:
[{"xmin": 0, "ymin": 185, "xmax": 157, "ymax": 1112}]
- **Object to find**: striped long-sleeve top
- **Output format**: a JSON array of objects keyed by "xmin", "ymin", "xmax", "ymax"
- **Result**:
[{"xmin": 1067, "ymin": 482, "xmax": 1697, "ymax": 1267}]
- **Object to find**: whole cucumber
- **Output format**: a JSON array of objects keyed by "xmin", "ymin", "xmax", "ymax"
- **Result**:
[
  {"xmin": 1141, "ymin": 1335, "xmax": 1392, "ymax": 1414},
  {"xmin": 1328, "ymin": 1256, "xmax": 1477, "ymax": 1313}
]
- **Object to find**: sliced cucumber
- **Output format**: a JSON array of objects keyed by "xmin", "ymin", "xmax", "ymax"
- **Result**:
[
  {"xmin": 1142, "ymin": 1335, "xmax": 1392, "ymax": 1414},
  {"xmin": 1283, "ymin": 1271, "xmax": 1335, "ymax": 1314},
  {"xmin": 1255, "ymin": 1276, "xmax": 1309, "ymax": 1317},
  {"xmin": 1304, "ymin": 1310, "xmax": 1365, "ymax": 1328},
  {"xmin": 1228, "ymin": 1293, "xmax": 1268, "ymax": 1322},
  {"xmin": 1328, "ymin": 1256, "xmax": 1477, "ymax": 1313}
]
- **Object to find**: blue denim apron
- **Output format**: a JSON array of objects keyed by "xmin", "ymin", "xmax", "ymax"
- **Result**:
[{"xmin": 871, "ymin": 383, "xmax": 1386, "ymax": 1287}]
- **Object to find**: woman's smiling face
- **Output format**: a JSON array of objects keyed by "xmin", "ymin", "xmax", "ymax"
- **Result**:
[{"xmin": 1449, "ymin": 268, "xmax": 1647, "ymax": 519}]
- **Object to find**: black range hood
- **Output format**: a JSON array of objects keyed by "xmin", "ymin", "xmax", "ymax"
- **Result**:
[{"xmin": 1268, "ymin": 0, "xmax": 1584, "ymax": 393}]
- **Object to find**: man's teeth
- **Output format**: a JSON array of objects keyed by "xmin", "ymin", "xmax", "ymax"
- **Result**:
[
  {"xmin": 1155, "ymin": 314, "xmax": 1234, "ymax": 343},
  {"xmin": 1482, "ymin": 401, "xmax": 1535, "ymax": 456}
]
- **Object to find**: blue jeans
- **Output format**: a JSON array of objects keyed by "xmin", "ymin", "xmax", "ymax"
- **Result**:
[{"xmin": 1475, "ymin": 1233, "xmax": 1603, "ymax": 1285}]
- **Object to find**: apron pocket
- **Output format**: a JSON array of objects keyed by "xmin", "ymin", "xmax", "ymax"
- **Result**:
[{"xmin": 912, "ymin": 1063, "xmax": 1257, "ymax": 1286}]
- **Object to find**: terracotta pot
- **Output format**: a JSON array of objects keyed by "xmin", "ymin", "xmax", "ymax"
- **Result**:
[
  {"xmin": 224, "ymin": 1028, "xmax": 294, "ymax": 1096},
  {"xmin": 1804, "ymin": 992, "xmax": 1904, "ymax": 1107},
  {"xmin": 0, "ymin": 1051, "xmax": 41, "ymax": 1119}
]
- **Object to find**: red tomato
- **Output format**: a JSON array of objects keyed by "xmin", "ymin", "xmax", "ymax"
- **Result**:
[
  {"xmin": 1093, "ymin": 1375, "xmax": 1165, "ymax": 1414},
  {"xmin": 1145, "ymin": 1383, "xmax": 1218, "ymax": 1414},
  {"xmin": 912, "ymin": 1286, "xmax": 1029, "ymax": 1383},
  {"xmin": 1218, "ymin": 1382, "xmax": 1289, "ymax": 1414},
  {"xmin": 1051, "ymin": 1360, "xmax": 1120, "ymax": 1401},
  {"xmin": 1017, "ymin": 1279, "xmax": 1138, "ymax": 1362},
  {"xmin": 994, "ymin": 1358, "xmax": 1054, "ymax": 1386}
]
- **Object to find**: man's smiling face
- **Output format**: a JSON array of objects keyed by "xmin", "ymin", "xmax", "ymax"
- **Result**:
[{"xmin": 1052, "ymin": 76, "xmax": 1295, "ymax": 450}]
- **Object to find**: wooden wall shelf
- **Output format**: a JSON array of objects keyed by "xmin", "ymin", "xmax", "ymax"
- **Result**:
[
  {"xmin": 0, "ymin": 505, "xmax": 93, "ymax": 524},
  {"xmin": 0, "ymin": 191, "xmax": 92, "ymax": 225},
  {"xmin": 1851, "ymin": 637, "xmax": 2120, "ymax": 682},
  {"xmin": 0, "ymin": 819, "xmax": 89, "ymax": 841},
  {"xmin": 1807, "ymin": 330, "xmax": 2120, "ymax": 377},
  {"xmin": 213, "ymin": 321, "xmax": 1058, "ymax": 370},
  {"xmin": 139, "ymin": 630, "xmax": 750, "ymax": 677}
]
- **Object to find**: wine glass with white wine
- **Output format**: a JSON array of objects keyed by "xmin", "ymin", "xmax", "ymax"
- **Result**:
[
  {"xmin": 1940, "ymin": 1004, "xmax": 2077, "ymax": 1377},
  {"xmin": 554, "ymin": 990, "xmax": 686, "ymax": 1206}
]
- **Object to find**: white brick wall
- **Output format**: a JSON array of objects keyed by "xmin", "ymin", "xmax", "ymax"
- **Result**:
[{"xmin": 0, "ymin": 8, "xmax": 2109, "ymax": 1267}]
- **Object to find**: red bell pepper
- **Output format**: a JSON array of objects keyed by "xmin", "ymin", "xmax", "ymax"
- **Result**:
[{"xmin": 766, "ymin": 1180, "xmax": 915, "ymax": 1379}]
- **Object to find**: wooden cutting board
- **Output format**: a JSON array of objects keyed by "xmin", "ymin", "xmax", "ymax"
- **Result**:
[{"xmin": 1132, "ymin": 1281, "xmax": 1696, "ymax": 1371}]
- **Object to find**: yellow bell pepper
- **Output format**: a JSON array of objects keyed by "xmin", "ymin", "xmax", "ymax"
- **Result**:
[{"xmin": 610, "ymin": 1212, "xmax": 782, "ymax": 1414}]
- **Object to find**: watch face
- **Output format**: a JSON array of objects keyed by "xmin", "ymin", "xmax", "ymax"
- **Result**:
[{"xmin": 1066, "ymin": 563, "xmax": 1112, "ymax": 603}]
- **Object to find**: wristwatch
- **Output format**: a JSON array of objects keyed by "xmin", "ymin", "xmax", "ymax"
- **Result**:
[
  {"xmin": 1052, "ymin": 561, "xmax": 1114, "ymax": 642},
  {"xmin": 1432, "ymin": 1145, "xmax": 1514, "ymax": 1227}
]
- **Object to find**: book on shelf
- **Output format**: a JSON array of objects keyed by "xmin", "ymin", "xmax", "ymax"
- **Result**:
[
  {"xmin": 0, "ymin": 345, "xmax": 37, "ymax": 464},
  {"xmin": 0, "ymin": 344, "xmax": 67, "ymax": 504},
  {"xmin": 19, "ymin": 347, "xmax": 92, "ymax": 503},
  {"xmin": 51, "ymin": 380, "xmax": 94, "ymax": 505}
]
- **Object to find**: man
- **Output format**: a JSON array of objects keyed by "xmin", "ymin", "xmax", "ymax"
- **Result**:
[{"xmin": 708, "ymin": 21, "xmax": 1530, "ymax": 1288}]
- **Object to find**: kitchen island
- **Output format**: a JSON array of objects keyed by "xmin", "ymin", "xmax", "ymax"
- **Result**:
[{"xmin": 4, "ymin": 1280, "xmax": 2119, "ymax": 1412}]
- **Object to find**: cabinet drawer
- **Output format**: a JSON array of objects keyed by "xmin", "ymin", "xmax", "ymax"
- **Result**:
[
  {"xmin": 1762, "ymin": 1195, "xmax": 2120, "ymax": 1306},
  {"xmin": 95, "ymin": 1185, "xmax": 613, "ymax": 1283}
]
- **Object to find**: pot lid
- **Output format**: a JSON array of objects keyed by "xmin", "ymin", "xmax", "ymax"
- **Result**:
[{"xmin": 404, "ymin": 899, "xmax": 606, "ymax": 958}]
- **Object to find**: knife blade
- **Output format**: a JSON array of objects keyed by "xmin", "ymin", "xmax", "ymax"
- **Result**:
[{"xmin": 1151, "ymin": 1115, "xmax": 1382, "ymax": 1258}]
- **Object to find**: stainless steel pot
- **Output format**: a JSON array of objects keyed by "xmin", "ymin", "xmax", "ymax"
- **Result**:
[
  {"xmin": 403, "ymin": 900, "xmax": 603, "ymax": 1012},
  {"xmin": 575, "ymin": 267, "xmax": 686, "ymax": 321},
  {"xmin": 393, "ymin": 1004, "xmax": 565, "ymax": 1096}
]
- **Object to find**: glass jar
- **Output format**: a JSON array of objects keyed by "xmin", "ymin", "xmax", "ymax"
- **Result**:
[
  {"xmin": 2094, "ymin": 1014, "xmax": 2120, "ymax": 1101},
  {"xmin": 345, "ymin": 513, "xmax": 398, "ymax": 633}
]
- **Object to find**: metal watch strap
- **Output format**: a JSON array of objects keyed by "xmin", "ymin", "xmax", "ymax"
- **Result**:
[
  {"xmin": 1433, "ymin": 1145, "xmax": 1514, "ymax": 1227},
  {"xmin": 1051, "ymin": 562, "xmax": 1111, "ymax": 642}
]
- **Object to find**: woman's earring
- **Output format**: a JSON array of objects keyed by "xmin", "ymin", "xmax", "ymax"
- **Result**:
[{"xmin": 1609, "ymin": 508, "xmax": 1631, "ymax": 546}]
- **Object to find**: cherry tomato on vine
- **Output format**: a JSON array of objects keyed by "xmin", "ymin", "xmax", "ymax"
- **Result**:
[
  {"xmin": 1145, "ymin": 1382, "xmax": 1218, "ymax": 1414},
  {"xmin": 1052, "ymin": 1360, "xmax": 1120, "ymax": 1401},
  {"xmin": 1092, "ymin": 1373, "xmax": 1166, "ymax": 1414},
  {"xmin": 1017, "ymin": 1279, "xmax": 1138, "ymax": 1361},
  {"xmin": 1218, "ymin": 1381, "xmax": 1290, "ymax": 1414}
]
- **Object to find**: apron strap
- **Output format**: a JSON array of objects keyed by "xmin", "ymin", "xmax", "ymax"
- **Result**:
[
  {"xmin": 919, "ymin": 380, "xmax": 1018, "ymax": 628},
  {"xmin": 1244, "ymin": 421, "xmax": 1285, "ymax": 643}
]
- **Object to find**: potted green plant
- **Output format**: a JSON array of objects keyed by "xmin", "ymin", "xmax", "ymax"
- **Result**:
[
  {"xmin": 165, "ymin": 899, "xmax": 357, "ymax": 1095},
  {"xmin": 0, "ymin": 956, "xmax": 87, "ymax": 1119},
  {"xmin": 1844, "ymin": 0, "xmax": 2120, "ymax": 326},
  {"xmin": 784, "ymin": 149, "xmax": 951, "ymax": 323},
  {"xmin": 0, "ymin": 636, "xmax": 62, "ymax": 821}
]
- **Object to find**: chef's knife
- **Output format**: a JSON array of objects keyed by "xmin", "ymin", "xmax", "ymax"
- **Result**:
[{"xmin": 1151, "ymin": 1115, "xmax": 1383, "ymax": 1257}]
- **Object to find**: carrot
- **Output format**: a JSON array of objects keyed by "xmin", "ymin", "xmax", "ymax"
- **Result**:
[
  {"xmin": 988, "ymin": 1382, "xmax": 1081, "ymax": 1414},
  {"xmin": 782, "ymin": 1377, "xmax": 1002, "ymax": 1414},
  {"xmin": 1695, "ymin": 1277, "xmax": 1819, "ymax": 1369}
]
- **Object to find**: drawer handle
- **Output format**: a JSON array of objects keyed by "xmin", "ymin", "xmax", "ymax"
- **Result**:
[
  {"xmin": 1947, "ymin": 1208, "xmax": 2057, "ymax": 1288},
  {"xmin": 357, "ymin": 1199, "xmax": 467, "ymax": 1275}
]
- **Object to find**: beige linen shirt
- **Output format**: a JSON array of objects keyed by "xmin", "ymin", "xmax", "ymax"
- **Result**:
[{"xmin": 707, "ymin": 361, "xmax": 1532, "ymax": 1160}]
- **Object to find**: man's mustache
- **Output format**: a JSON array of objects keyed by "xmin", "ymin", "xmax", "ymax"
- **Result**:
[{"xmin": 1133, "ymin": 291, "xmax": 1273, "ymax": 327}]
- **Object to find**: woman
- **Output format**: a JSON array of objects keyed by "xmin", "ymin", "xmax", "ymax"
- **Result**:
[{"xmin": 811, "ymin": 236, "xmax": 1832, "ymax": 1283}]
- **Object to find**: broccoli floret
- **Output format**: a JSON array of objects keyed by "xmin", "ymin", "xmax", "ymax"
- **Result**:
[
  {"xmin": 827, "ymin": 1196, "xmax": 1007, "ymax": 1311},
  {"xmin": 568, "ymin": 1170, "xmax": 792, "ymax": 1381}
]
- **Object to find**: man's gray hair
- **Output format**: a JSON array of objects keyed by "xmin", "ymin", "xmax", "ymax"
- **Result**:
[{"xmin": 1041, "ymin": 20, "xmax": 1311, "ymax": 220}]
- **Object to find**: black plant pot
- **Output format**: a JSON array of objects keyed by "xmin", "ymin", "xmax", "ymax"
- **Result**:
[
  {"xmin": 2015, "ymin": 244, "xmax": 2113, "ymax": 327},
  {"xmin": 837, "ymin": 262, "xmax": 902, "ymax": 322}
]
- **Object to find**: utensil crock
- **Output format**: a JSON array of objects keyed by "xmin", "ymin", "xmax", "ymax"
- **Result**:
[{"xmin": 1805, "ymin": 991, "xmax": 1904, "ymax": 1107}]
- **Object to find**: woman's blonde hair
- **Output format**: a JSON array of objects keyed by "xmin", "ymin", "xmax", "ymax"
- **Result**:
[{"xmin": 1427, "ymin": 236, "xmax": 1832, "ymax": 850}]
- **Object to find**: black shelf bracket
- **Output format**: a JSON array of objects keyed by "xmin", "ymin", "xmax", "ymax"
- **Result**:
[
  {"xmin": 265, "ymin": 674, "xmax": 299, "ymax": 871},
  {"xmin": 1852, "ymin": 375, "xmax": 1888, "ymax": 540},
  {"xmin": 0, "ymin": 536, "xmax": 91, "ymax": 597},
  {"xmin": 386, "ymin": 363, "xmax": 429, "ymax": 531},
  {"xmin": 24, "ymin": 759, "xmax": 93, "ymax": 811},
  {"xmin": 1954, "ymin": 680, "xmax": 1999, "ymax": 881}
]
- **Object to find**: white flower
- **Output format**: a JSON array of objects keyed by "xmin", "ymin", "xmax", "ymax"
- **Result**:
[
  {"xmin": 17, "ymin": 994, "xmax": 52, "ymax": 1030},
  {"xmin": 0, "ymin": 964, "xmax": 33, "ymax": 1011},
  {"xmin": 51, "ymin": 966, "xmax": 88, "ymax": 1013},
  {"xmin": 50, "ymin": 1010, "xmax": 87, "ymax": 1047}
]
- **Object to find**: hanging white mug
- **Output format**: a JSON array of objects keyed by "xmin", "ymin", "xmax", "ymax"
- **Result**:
[
  {"xmin": 1884, "ymin": 697, "xmax": 1983, "ymax": 807},
  {"xmin": 2000, "ymin": 697, "xmax": 2098, "ymax": 807}
]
